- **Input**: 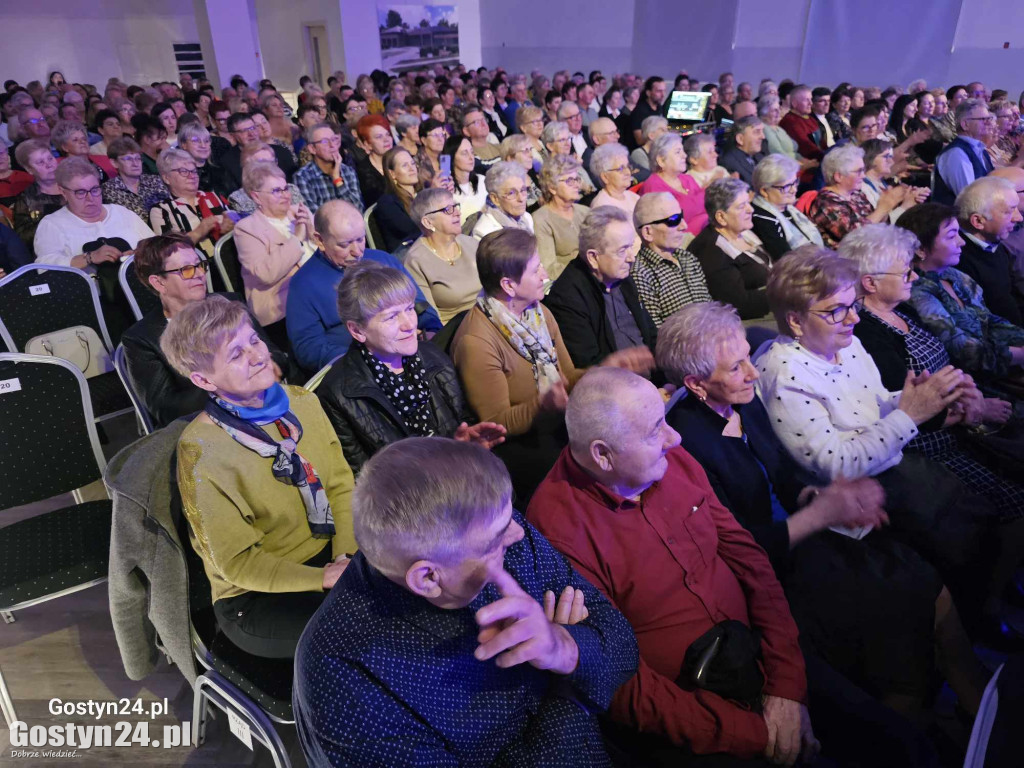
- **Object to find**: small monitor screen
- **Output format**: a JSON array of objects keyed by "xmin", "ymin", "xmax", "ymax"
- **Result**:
[{"xmin": 666, "ymin": 91, "xmax": 711, "ymax": 122}]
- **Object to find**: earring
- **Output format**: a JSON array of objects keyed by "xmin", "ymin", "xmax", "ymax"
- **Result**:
[{"xmin": 698, "ymin": 393, "xmax": 707, "ymax": 403}]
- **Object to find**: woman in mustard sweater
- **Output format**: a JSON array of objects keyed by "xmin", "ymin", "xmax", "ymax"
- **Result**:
[{"xmin": 163, "ymin": 294, "xmax": 355, "ymax": 658}]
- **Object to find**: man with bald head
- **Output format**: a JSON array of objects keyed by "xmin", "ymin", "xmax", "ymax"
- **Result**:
[
  {"xmin": 989, "ymin": 166, "xmax": 1024, "ymax": 290},
  {"xmin": 582, "ymin": 117, "xmax": 621, "ymax": 187},
  {"xmin": 285, "ymin": 199, "xmax": 441, "ymax": 373},
  {"xmin": 528, "ymin": 368, "xmax": 815, "ymax": 766},
  {"xmin": 630, "ymin": 192, "xmax": 710, "ymax": 326}
]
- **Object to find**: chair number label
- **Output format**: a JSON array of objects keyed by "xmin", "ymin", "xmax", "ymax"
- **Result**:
[
  {"xmin": 29, "ymin": 284, "xmax": 50, "ymax": 296},
  {"xmin": 0, "ymin": 378, "xmax": 22, "ymax": 393},
  {"xmin": 226, "ymin": 710, "xmax": 253, "ymax": 750}
]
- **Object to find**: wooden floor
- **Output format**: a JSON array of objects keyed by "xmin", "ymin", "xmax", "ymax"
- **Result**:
[{"xmin": 0, "ymin": 414, "xmax": 307, "ymax": 768}]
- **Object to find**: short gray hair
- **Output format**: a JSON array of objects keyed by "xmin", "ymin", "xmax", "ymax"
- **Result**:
[
  {"xmin": 156, "ymin": 147, "xmax": 194, "ymax": 176},
  {"xmin": 484, "ymin": 160, "xmax": 528, "ymax": 195},
  {"xmin": 353, "ymin": 437, "xmax": 512, "ymax": 575},
  {"xmin": 242, "ymin": 160, "xmax": 285, "ymax": 194},
  {"xmin": 540, "ymin": 119, "xmax": 569, "ymax": 147},
  {"xmin": 955, "ymin": 98, "xmax": 987, "ymax": 131},
  {"xmin": 410, "ymin": 186, "xmax": 453, "ymax": 230},
  {"xmin": 578, "ymin": 206, "xmax": 631, "ymax": 258},
  {"xmin": 395, "ymin": 113, "xmax": 420, "ymax": 136},
  {"xmin": 648, "ymin": 131, "xmax": 682, "ymax": 173},
  {"xmin": 499, "ymin": 133, "xmax": 532, "ymax": 160},
  {"xmin": 752, "ymin": 153, "xmax": 799, "ymax": 195},
  {"xmin": 51, "ymin": 119, "xmax": 87, "ymax": 152},
  {"xmin": 160, "ymin": 294, "xmax": 251, "ymax": 376},
  {"xmin": 54, "ymin": 155, "xmax": 99, "ymax": 187},
  {"xmin": 956, "ymin": 175, "xmax": 1016, "ymax": 222},
  {"xmin": 656, "ymin": 302, "xmax": 745, "ymax": 385},
  {"xmin": 304, "ymin": 121, "xmax": 335, "ymax": 143},
  {"xmin": 336, "ymin": 259, "xmax": 417, "ymax": 326},
  {"xmin": 821, "ymin": 144, "xmax": 864, "ymax": 185},
  {"xmin": 704, "ymin": 177, "xmax": 749, "ymax": 220},
  {"xmin": 758, "ymin": 81, "xmax": 778, "ymax": 100},
  {"xmin": 837, "ymin": 223, "xmax": 920, "ymax": 278},
  {"xmin": 683, "ymin": 132, "xmax": 714, "ymax": 167},
  {"xmin": 639, "ymin": 115, "xmax": 668, "ymax": 145},
  {"xmin": 538, "ymin": 153, "xmax": 580, "ymax": 197},
  {"xmin": 589, "ymin": 142, "xmax": 629, "ymax": 179},
  {"xmin": 177, "ymin": 122, "xmax": 210, "ymax": 146},
  {"xmin": 566, "ymin": 367, "xmax": 652, "ymax": 454},
  {"xmin": 757, "ymin": 97, "xmax": 779, "ymax": 119},
  {"xmin": 733, "ymin": 115, "xmax": 763, "ymax": 137}
]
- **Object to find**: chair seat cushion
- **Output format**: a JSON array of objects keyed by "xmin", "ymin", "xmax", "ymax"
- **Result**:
[
  {"xmin": 208, "ymin": 633, "xmax": 294, "ymax": 720},
  {"xmin": 0, "ymin": 500, "xmax": 112, "ymax": 609},
  {"xmin": 89, "ymin": 371, "xmax": 132, "ymax": 417}
]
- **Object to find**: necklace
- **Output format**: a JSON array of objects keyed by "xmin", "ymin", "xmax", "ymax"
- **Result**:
[{"xmin": 424, "ymin": 237, "xmax": 461, "ymax": 266}]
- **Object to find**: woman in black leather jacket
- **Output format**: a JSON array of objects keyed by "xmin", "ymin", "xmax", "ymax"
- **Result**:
[{"xmin": 316, "ymin": 260, "xmax": 505, "ymax": 474}]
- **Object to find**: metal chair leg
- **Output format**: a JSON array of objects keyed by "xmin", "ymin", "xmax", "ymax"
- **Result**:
[{"xmin": 0, "ymin": 663, "xmax": 18, "ymax": 727}]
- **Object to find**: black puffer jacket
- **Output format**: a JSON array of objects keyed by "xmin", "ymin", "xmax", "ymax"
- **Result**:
[{"xmin": 317, "ymin": 341, "xmax": 472, "ymax": 474}]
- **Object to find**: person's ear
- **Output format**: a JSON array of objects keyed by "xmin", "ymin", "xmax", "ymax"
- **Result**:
[
  {"xmin": 312, "ymin": 231, "xmax": 326, "ymax": 252},
  {"xmin": 860, "ymin": 273, "xmax": 878, "ymax": 296},
  {"xmin": 147, "ymin": 273, "xmax": 166, "ymax": 294},
  {"xmin": 421, "ymin": 215, "xmax": 435, "ymax": 233},
  {"xmin": 346, "ymin": 320, "xmax": 368, "ymax": 343},
  {"xmin": 499, "ymin": 275, "xmax": 518, "ymax": 299},
  {"xmin": 715, "ymin": 210, "xmax": 728, "ymax": 228},
  {"xmin": 968, "ymin": 212, "xmax": 987, "ymax": 232},
  {"xmin": 584, "ymin": 247, "xmax": 601, "ymax": 272},
  {"xmin": 682, "ymin": 374, "xmax": 708, "ymax": 401},
  {"xmin": 787, "ymin": 310, "xmax": 806, "ymax": 339},
  {"xmin": 189, "ymin": 370, "xmax": 217, "ymax": 393},
  {"xmin": 405, "ymin": 560, "xmax": 443, "ymax": 599},
  {"xmin": 588, "ymin": 439, "xmax": 615, "ymax": 473}
]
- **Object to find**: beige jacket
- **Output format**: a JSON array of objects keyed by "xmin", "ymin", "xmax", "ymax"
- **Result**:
[{"xmin": 234, "ymin": 209, "xmax": 304, "ymax": 325}]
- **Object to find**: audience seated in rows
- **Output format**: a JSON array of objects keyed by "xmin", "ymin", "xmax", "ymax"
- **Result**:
[
  {"xmin": 933, "ymin": 98, "xmax": 995, "ymax": 204},
  {"xmin": 149, "ymin": 147, "xmax": 233, "ymax": 258},
  {"xmin": 285, "ymin": 199, "xmax": 440, "ymax": 374},
  {"xmin": 532, "ymin": 154, "xmax": 590, "ymax": 280},
  {"xmin": 293, "ymin": 122, "xmax": 363, "ymax": 214},
  {"xmin": 11, "ymin": 138, "xmax": 64, "ymax": 252},
  {"xmin": 750, "ymin": 153, "xmax": 824, "ymax": 260},
  {"xmin": 227, "ymin": 142, "xmax": 306, "ymax": 214},
  {"xmin": 101, "ymin": 137, "xmax": 170, "ymax": 219},
  {"xmin": 403, "ymin": 187, "xmax": 481, "ymax": 323}
]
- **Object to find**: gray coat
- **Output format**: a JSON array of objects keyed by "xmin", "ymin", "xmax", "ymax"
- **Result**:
[{"xmin": 104, "ymin": 419, "xmax": 198, "ymax": 686}]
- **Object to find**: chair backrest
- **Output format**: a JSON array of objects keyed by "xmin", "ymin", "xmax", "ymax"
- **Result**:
[
  {"xmin": 0, "ymin": 264, "xmax": 113, "ymax": 354},
  {"xmin": 461, "ymin": 210, "xmax": 482, "ymax": 237},
  {"xmin": 213, "ymin": 231, "xmax": 242, "ymax": 294},
  {"xmin": 795, "ymin": 190, "xmax": 818, "ymax": 215},
  {"xmin": 118, "ymin": 255, "xmax": 162, "ymax": 322},
  {"xmin": 302, "ymin": 353, "xmax": 343, "ymax": 392},
  {"xmin": 113, "ymin": 344, "xmax": 155, "ymax": 435},
  {"xmin": 364, "ymin": 203, "xmax": 382, "ymax": 251},
  {"xmin": 430, "ymin": 309, "xmax": 469, "ymax": 355},
  {"xmin": 0, "ymin": 353, "xmax": 106, "ymax": 511}
]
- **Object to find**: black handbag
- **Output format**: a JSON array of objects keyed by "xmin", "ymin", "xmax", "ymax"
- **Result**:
[{"xmin": 681, "ymin": 620, "xmax": 765, "ymax": 711}]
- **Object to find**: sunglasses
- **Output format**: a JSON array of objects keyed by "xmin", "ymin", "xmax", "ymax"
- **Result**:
[
  {"xmin": 159, "ymin": 261, "xmax": 208, "ymax": 279},
  {"xmin": 642, "ymin": 213, "xmax": 684, "ymax": 228}
]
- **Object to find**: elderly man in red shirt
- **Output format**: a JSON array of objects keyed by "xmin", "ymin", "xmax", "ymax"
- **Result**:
[
  {"xmin": 528, "ymin": 367, "xmax": 816, "ymax": 767},
  {"xmin": 779, "ymin": 85, "xmax": 826, "ymax": 187}
]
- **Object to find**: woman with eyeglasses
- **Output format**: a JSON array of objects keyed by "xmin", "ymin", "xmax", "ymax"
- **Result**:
[
  {"xmin": 532, "ymin": 154, "xmax": 590, "ymax": 281},
  {"xmin": 515, "ymin": 106, "xmax": 546, "ymax": 169},
  {"xmin": 751, "ymin": 153, "xmax": 824, "ymax": 261},
  {"xmin": 228, "ymin": 143, "xmax": 306, "ymax": 215},
  {"xmin": 149, "ymin": 148, "xmax": 233, "ymax": 259},
  {"xmin": 841, "ymin": 224, "xmax": 1024, "ymax": 506},
  {"xmin": 589, "ymin": 143, "xmax": 641, "ymax": 216},
  {"xmin": 755, "ymin": 246, "xmax": 1024, "ymax": 650},
  {"xmin": 472, "ymin": 161, "xmax": 535, "ymax": 240},
  {"xmin": 122, "ymin": 232, "xmax": 288, "ymax": 427},
  {"xmin": 234, "ymin": 160, "xmax": 315, "ymax": 350},
  {"xmin": 403, "ymin": 187, "xmax": 481, "ymax": 324},
  {"xmin": 498, "ymin": 134, "xmax": 544, "ymax": 211},
  {"xmin": 859, "ymin": 139, "xmax": 930, "ymax": 224}
]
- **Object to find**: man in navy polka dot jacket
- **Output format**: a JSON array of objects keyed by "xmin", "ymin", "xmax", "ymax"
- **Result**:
[{"xmin": 293, "ymin": 437, "xmax": 639, "ymax": 767}]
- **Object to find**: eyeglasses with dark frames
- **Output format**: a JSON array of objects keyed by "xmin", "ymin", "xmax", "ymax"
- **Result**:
[
  {"xmin": 809, "ymin": 298, "xmax": 864, "ymax": 324},
  {"xmin": 159, "ymin": 260, "xmax": 208, "ymax": 280},
  {"xmin": 426, "ymin": 203, "xmax": 461, "ymax": 216}
]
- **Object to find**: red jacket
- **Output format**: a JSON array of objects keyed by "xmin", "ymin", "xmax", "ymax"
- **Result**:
[
  {"xmin": 527, "ymin": 447, "xmax": 806, "ymax": 758},
  {"xmin": 780, "ymin": 112, "xmax": 826, "ymax": 183}
]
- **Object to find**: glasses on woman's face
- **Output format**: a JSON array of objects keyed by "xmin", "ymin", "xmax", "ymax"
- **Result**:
[
  {"xmin": 259, "ymin": 186, "xmax": 291, "ymax": 197},
  {"xmin": 642, "ymin": 212, "xmax": 683, "ymax": 228},
  {"xmin": 159, "ymin": 260, "xmax": 207, "ymax": 280},
  {"xmin": 425, "ymin": 130, "xmax": 446, "ymax": 142},
  {"xmin": 606, "ymin": 163, "xmax": 630, "ymax": 175},
  {"xmin": 873, "ymin": 267, "xmax": 915, "ymax": 283},
  {"xmin": 426, "ymin": 203, "xmax": 461, "ymax": 216},
  {"xmin": 771, "ymin": 180, "xmax": 799, "ymax": 193},
  {"xmin": 61, "ymin": 184, "xmax": 102, "ymax": 200},
  {"xmin": 170, "ymin": 167, "xmax": 199, "ymax": 178},
  {"xmin": 557, "ymin": 175, "xmax": 581, "ymax": 187},
  {"xmin": 809, "ymin": 298, "xmax": 863, "ymax": 324},
  {"xmin": 499, "ymin": 186, "xmax": 529, "ymax": 201}
]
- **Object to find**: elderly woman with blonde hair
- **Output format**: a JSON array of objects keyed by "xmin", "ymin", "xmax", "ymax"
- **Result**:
[
  {"xmin": 660, "ymin": 302, "xmax": 988, "ymax": 749},
  {"xmin": 234, "ymin": 160, "xmax": 315, "ymax": 348},
  {"xmin": 515, "ymin": 104, "xmax": 546, "ymax": 165},
  {"xmin": 636, "ymin": 131, "xmax": 708, "ymax": 234},
  {"xmin": 51, "ymin": 119, "xmax": 118, "ymax": 181},
  {"xmin": 750, "ymin": 153, "xmax": 824, "ymax": 260},
  {"xmin": 166, "ymin": 294, "xmax": 355, "ymax": 658},
  {"xmin": 540, "ymin": 120, "xmax": 595, "ymax": 194},
  {"xmin": 531, "ymin": 154, "xmax": 590, "ymax": 280},
  {"xmin": 499, "ymin": 133, "xmax": 542, "ymax": 208},
  {"xmin": 808, "ymin": 144, "xmax": 908, "ymax": 248},
  {"xmin": 629, "ymin": 115, "xmax": 667, "ymax": 172},
  {"xmin": 589, "ymin": 143, "xmax": 641, "ymax": 215},
  {"xmin": 227, "ymin": 142, "xmax": 306, "ymax": 215},
  {"xmin": 472, "ymin": 161, "xmax": 535, "ymax": 239},
  {"xmin": 757, "ymin": 245, "xmax": 1024, "ymax": 648},
  {"xmin": 149, "ymin": 147, "xmax": 234, "ymax": 258},
  {"xmin": 683, "ymin": 132, "xmax": 728, "ymax": 189}
]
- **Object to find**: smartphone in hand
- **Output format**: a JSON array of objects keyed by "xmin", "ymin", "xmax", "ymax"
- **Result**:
[{"xmin": 439, "ymin": 154, "xmax": 452, "ymax": 178}]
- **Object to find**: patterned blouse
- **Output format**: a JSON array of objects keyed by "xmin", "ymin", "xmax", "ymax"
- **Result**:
[
  {"xmin": 908, "ymin": 267, "xmax": 1024, "ymax": 378},
  {"xmin": 807, "ymin": 188, "xmax": 874, "ymax": 249},
  {"xmin": 101, "ymin": 174, "xmax": 171, "ymax": 220},
  {"xmin": 149, "ymin": 190, "xmax": 232, "ymax": 258}
]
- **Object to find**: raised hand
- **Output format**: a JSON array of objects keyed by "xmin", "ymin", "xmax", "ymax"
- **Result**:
[{"xmin": 453, "ymin": 421, "xmax": 507, "ymax": 449}]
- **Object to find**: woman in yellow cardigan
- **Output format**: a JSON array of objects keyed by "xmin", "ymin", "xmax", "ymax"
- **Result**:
[{"xmin": 163, "ymin": 294, "xmax": 355, "ymax": 658}]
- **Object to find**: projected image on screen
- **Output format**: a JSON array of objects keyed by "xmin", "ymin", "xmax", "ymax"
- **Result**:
[{"xmin": 666, "ymin": 91, "xmax": 711, "ymax": 122}]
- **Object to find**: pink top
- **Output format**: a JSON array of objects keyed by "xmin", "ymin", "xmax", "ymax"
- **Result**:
[{"xmin": 637, "ymin": 172, "xmax": 708, "ymax": 235}]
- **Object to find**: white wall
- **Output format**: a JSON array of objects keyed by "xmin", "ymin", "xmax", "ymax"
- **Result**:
[
  {"xmin": 0, "ymin": 0, "xmax": 198, "ymax": 87},
  {"xmin": 255, "ymin": 0, "xmax": 348, "ymax": 91}
]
